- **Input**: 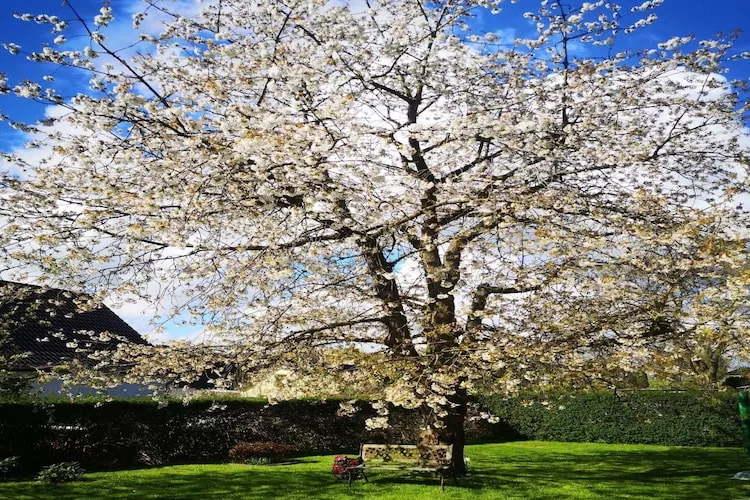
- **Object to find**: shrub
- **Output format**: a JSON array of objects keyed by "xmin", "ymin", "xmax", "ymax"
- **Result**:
[
  {"xmin": 331, "ymin": 455, "xmax": 363, "ymax": 480},
  {"xmin": 0, "ymin": 456, "xmax": 19, "ymax": 481},
  {"xmin": 36, "ymin": 462, "xmax": 84, "ymax": 483},
  {"xmin": 479, "ymin": 390, "xmax": 740, "ymax": 447},
  {"xmin": 0, "ymin": 398, "xmax": 503, "ymax": 473},
  {"xmin": 228, "ymin": 441, "xmax": 297, "ymax": 464}
]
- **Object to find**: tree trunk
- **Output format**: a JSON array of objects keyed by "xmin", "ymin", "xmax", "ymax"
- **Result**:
[{"xmin": 440, "ymin": 386, "xmax": 468, "ymax": 475}]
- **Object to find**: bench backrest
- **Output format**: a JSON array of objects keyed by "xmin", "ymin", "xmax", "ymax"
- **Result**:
[{"xmin": 359, "ymin": 444, "xmax": 453, "ymax": 467}]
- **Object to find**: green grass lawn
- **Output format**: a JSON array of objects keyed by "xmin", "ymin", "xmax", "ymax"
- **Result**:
[{"xmin": 1, "ymin": 441, "xmax": 749, "ymax": 499}]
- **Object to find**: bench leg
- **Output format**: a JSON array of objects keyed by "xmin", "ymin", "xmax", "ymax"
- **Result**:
[
  {"xmin": 348, "ymin": 471, "xmax": 353, "ymax": 488},
  {"xmin": 361, "ymin": 469, "xmax": 368, "ymax": 483},
  {"xmin": 440, "ymin": 472, "xmax": 445, "ymax": 492}
]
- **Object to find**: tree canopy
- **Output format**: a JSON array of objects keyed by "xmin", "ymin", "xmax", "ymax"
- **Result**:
[{"xmin": 0, "ymin": 0, "xmax": 748, "ymax": 471}]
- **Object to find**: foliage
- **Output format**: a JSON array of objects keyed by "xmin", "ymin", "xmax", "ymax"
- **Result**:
[
  {"xmin": 0, "ymin": 374, "xmax": 32, "ymax": 402},
  {"xmin": 0, "ymin": 442, "xmax": 749, "ymax": 499},
  {"xmin": 0, "ymin": 456, "xmax": 19, "ymax": 482},
  {"xmin": 480, "ymin": 390, "xmax": 740, "ymax": 447},
  {"xmin": 612, "ymin": 235, "xmax": 750, "ymax": 388},
  {"xmin": 0, "ymin": 0, "xmax": 748, "ymax": 474},
  {"xmin": 35, "ymin": 462, "xmax": 84, "ymax": 484},
  {"xmin": 0, "ymin": 302, "xmax": 33, "ymax": 401},
  {"xmin": 228, "ymin": 442, "xmax": 297, "ymax": 464}
]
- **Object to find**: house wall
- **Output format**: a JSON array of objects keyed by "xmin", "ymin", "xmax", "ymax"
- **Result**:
[{"xmin": 13, "ymin": 371, "xmax": 154, "ymax": 398}]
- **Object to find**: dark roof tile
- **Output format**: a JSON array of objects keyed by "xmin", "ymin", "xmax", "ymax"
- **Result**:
[{"xmin": 0, "ymin": 281, "xmax": 148, "ymax": 370}]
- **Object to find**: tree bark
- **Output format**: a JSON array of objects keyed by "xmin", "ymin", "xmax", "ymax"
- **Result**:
[{"xmin": 439, "ymin": 385, "xmax": 468, "ymax": 475}]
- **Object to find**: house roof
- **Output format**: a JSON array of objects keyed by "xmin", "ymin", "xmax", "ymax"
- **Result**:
[{"xmin": 0, "ymin": 281, "xmax": 149, "ymax": 370}]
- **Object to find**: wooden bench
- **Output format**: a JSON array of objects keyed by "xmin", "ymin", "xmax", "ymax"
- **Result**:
[{"xmin": 347, "ymin": 443, "xmax": 455, "ymax": 490}]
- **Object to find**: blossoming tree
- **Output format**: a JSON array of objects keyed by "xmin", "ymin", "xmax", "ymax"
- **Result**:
[{"xmin": 1, "ymin": 0, "xmax": 749, "ymax": 472}]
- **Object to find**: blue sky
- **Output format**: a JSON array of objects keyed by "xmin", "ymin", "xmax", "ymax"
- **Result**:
[{"xmin": 0, "ymin": 0, "xmax": 748, "ymax": 339}]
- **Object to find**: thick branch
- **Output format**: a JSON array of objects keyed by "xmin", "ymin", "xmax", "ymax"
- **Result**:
[{"xmin": 357, "ymin": 237, "xmax": 417, "ymax": 356}]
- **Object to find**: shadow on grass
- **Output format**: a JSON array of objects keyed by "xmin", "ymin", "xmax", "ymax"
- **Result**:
[
  {"xmin": 0, "ymin": 468, "xmax": 348, "ymax": 500},
  {"xmin": 460, "ymin": 444, "xmax": 750, "ymax": 500},
  {"xmin": 242, "ymin": 458, "xmax": 313, "ymax": 466},
  {"xmin": 1, "ymin": 444, "xmax": 749, "ymax": 500}
]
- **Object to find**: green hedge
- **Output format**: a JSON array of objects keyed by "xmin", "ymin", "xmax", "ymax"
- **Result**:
[
  {"xmin": 0, "ymin": 398, "xmax": 501, "ymax": 474},
  {"xmin": 479, "ymin": 390, "xmax": 740, "ymax": 447},
  {"xmin": 2, "ymin": 390, "xmax": 739, "ymax": 476}
]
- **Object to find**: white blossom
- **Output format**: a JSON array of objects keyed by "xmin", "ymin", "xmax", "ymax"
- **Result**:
[{"xmin": 0, "ymin": 0, "xmax": 747, "ymax": 463}]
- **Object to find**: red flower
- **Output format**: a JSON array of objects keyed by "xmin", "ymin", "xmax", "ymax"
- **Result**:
[{"xmin": 332, "ymin": 455, "xmax": 363, "ymax": 477}]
